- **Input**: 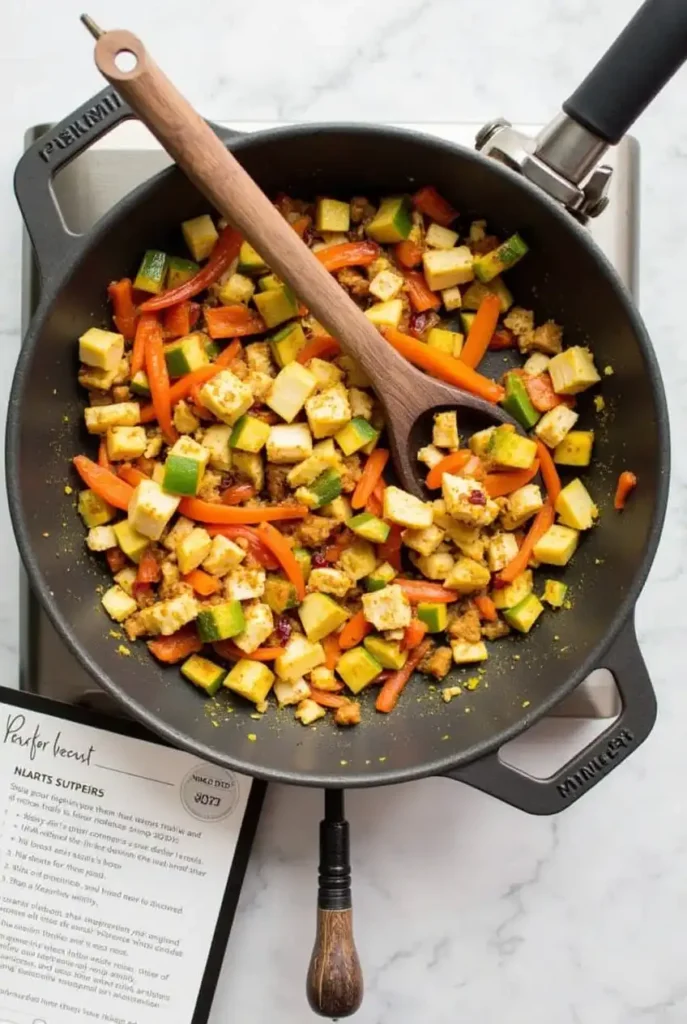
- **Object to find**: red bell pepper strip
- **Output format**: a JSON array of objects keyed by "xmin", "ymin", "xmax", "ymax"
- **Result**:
[
  {"xmin": 412, "ymin": 186, "xmax": 458, "ymax": 226},
  {"xmin": 291, "ymin": 215, "xmax": 311, "ymax": 238},
  {"xmin": 145, "ymin": 317, "xmax": 177, "ymax": 445},
  {"xmin": 72, "ymin": 456, "xmax": 133, "ymax": 511},
  {"xmin": 148, "ymin": 625, "xmax": 203, "ymax": 664},
  {"xmin": 106, "ymin": 547, "xmax": 128, "ymax": 573},
  {"xmin": 473, "ymin": 595, "xmax": 498, "ymax": 622},
  {"xmin": 309, "ymin": 689, "xmax": 349, "ymax": 710},
  {"xmin": 425, "ymin": 450, "xmax": 472, "ymax": 490},
  {"xmin": 257, "ymin": 522, "xmax": 306, "ymax": 601},
  {"xmin": 483, "ymin": 460, "xmax": 540, "ymax": 498},
  {"xmin": 394, "ymin": 579, "xmax": 459, "ymax": 604},
  {"xmin": 204, "ymin": 306, "xmax": 267, "ymax": 339},
  {"xmin": 489, "ymin": 327, "xmax": 515, "ymax": 351},
  {"xmin": 179, "ymin": 497, "xmax": 308, "ymax": 525},
  {"xmin": 338, "ymin": 611, "xmax": 371, "ymax": 650},
  {"xmin": 316, "ymin": 240, "xmax": 380, "ymax": 272},
  {"xmin": 221, "ymin": 483, "xmax": 256, "ymax": 506},
  {"xmin": 381, "ymin": 327, "xmax": 505, "ymax": 404},
  {"xmin": 296, "ymin": 335, "xmax": 341, "ymax": 364},
  {"xmin": 404, "ymin": 271, "xmax": 441, "ymax": 313},
  {"xmin": 402, "ymin": 619, "xmax": 428, "ymax": 650},
  {"xmin": 117, "ymin": 464, "xmax": 149, "ymax": 487},
  {"xmin": 131, "ymin": 311, "xmax": 160, "ymax": 378},
  {"xmin": 614, "ymin": 470, "xmax": 637, "ymax": 510},
  {"xmin": 376, "ymin": 638, "xmax": 432, "ymax": 713},
  {"xmin": 140, "ymin": 227, "xmax": 243, "ymax": 311},
  {"xmin": 107, "ymin": 278, "xmax": 137, "ymax": 340},
  {"xmin": 97, "ymin": 438, "xmax": 110, "ymax": 470},
  {"xmin": 162, "ymin": 300, "xmax": 200, "ymax": 339},
  {"xmin": 134, "ymin": 550, "xmax": 161, "ymax": 598},
  {"xmin": 322, "ymin": 634, "xmax": 341, "ymax": 671},
  {"xmin": 378, "ymin": 523, "xmax": 403, "ymax": 571}
]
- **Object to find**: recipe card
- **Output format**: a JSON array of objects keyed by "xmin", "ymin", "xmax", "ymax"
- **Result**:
[{"xmin": 0, "ymin": 688, "xmax": 263, "ymax": 1024}]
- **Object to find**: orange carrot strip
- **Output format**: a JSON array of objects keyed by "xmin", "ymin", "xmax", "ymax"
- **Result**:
[
  {"xmin": 614, "ymin": 470, "xmax": 637, "ymax": 511},
  {"xmin": 536, "ymin": 441, "xmax": 562, "ymax": 503},
  {"xmin": 215, "ymin": 339, "xmax": 243, "ymax": 367},
  {"xmin": 296, "ymin": 335, "xmax": 341, "ymax": 364},
  {"xmin": 351, "ymin": 449, "xmax": 390, "ymax": 510},
  {"xmin": 524, "ymin": 373, "xmax": 570, "ymax": 412},
  {"xmin": 495, "ymin": 501, "xmax": 555, "ymax": 585},
  {"xmin": 291, "ymin": 215, "xmax": 311, "ymax": 238},
  {"xmin": 182, "ymin": 569, "xmax": 222, "ymax": 596},
  {"xmin": 402, "ymin": 619, "xmax": 428, "ymax": 650},
  {"xmin": 72, "ymin": 456, "xmax": 133, "ymax": 511},
  {"xmin": 130, "ymin": 311, "xmax": 159, "ymax": 378},
  {"xmin": 205, "ymin": 306, "xmax": 267, "ymax": 339},
  {"xmin": 212, "ymin": 641, "xmax": 284, "ymax": 662},
  {"xmin": 145, "ymin": 318, "xmax": 177, "ymax": 445},
  {"xmin": 97, "ymin": 438, "xmax": 110, "ymax": 470},
  {"xmin": 136, "ymin": 549, "xmax": 161, "ymax": 586},
  {"xmin": 316, "ymin": 240, "xmax": 380, "ymax": 272},
  {"xmin": 180, "ymin": 498, "xmax": 307, "ymax": 525},
  {"xmin": 107, "ymin": 278, "xmax": 137, "ymax": 340},
  {"xmin": 148, "ymin": 626, "xmax": 203, "ymax": 664},
  {"xmin": 365, "ymin": 490, "xmax": 383, "ymax": 517},
  {"xmin": 483, "ymin": 459, "xmax": 540, "ymax": 498},
  {"xmin": 381, "ymin": 326, "xmax": 505, "ymax": 403},
  {"xmin": 425, "ymin": 450, "xmax": 472, "ymax": 490},
  {"xmin": 404, "ymin": 271, "xmax": 441, "ymax": 313},
  {"xmin": 474, "ymin": 595, "xmax": 498, "ymax": 622},
  {"xmin": 376, "ymin": 638, "xmax": 432, "ymax": 713},
  {"xmin": 258, "ymin": 522, "xmax": 306, "ymax": 601},
  {"xmin": 339, "ymin": 611, "xmax": 371, "ymax": 650},
  {"xmin": 394, "ymin": 579, "xmax": 458, "ymax": 604},
  {"xmin": 117, "ymin": 464, "xmax": 149, "ymax": 487},
  {"xmin": 394, "ymin": 240, "xmax": 423, "ymax": 268},
  {"xmin": 460, "ymin": 294, "xmax": 502, "ymax": 369},
  {"xmin": 412, "ymin": 186, "xmax": 458, "ymax": 227},
  {"xmin": 162, "ymin": 300, "xmax": 199, "ymax": 339},
  {"xmin": 322, "ymin": 634, "xmax": 341, "ymax": 671},
  {"xmin": 309, "ymin": 689, "xmax": 349, "ymax": 709}
]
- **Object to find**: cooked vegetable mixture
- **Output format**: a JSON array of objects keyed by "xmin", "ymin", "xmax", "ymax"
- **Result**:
[{"xmin": 72, "ymin": 187, "xmax": 617, "ymax": 727}]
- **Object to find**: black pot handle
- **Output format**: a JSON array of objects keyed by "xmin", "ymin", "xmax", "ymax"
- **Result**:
[
  {"xmin": 306, "ymin": 789, "xmax": 363, "ymax": 1018},
  {"xmin": 14, "ymin": 87, "xmax": 135, "ymax": 287},
  {"xmin": 563, "ymin": 0, "xmax": 687, "ymax": 145},
  {"xmin": 444, "ymin": 616, "xmax": 656, "ymax": 815}
]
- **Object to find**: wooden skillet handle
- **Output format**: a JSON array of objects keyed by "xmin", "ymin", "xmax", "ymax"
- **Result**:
[
  {"xmin": 306, "ymin": 790, "xmax": 363, "ymax": 1017},
  {"xmin": 92, "ymin": 29, "xmax": 411, "ymax": 396}
]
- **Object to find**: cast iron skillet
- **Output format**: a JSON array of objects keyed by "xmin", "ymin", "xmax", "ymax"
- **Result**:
[{"xmin": 7, "ymin": 0, "xmax": 682, "ymax": 1014}]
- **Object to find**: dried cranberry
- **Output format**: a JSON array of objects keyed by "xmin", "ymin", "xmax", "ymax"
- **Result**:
[
  {"xmin": 312, "ymin": 551, "xmax": 327, "ymax": 568},
  {"xmin": 468, "ymin": 490, "xmax": 486, "ymax": 506},
  {"xmin": 408, "ymin": 311, "xmax": 440, "ymax": 339},
  {"xmin": 275, "ymin": 617, "xmax": 292, "ymax": 644}
]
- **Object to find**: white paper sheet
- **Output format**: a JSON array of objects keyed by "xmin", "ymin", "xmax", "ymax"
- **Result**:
[{"xmin": 0, "ymin": 698, "xmax": 251, "ymax": 1024}]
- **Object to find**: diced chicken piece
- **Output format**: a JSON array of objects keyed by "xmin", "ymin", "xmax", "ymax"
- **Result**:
[
  {"xmin": 202, "ymin": 534, "xmax": 246, "ymax": 576},
  {"xmin": 295, "ymin": 699, "xmax": 327, "ymax": 725},
  {"xmin": 233, "ymin": 601, "xmax": 274, "ymax": 654},
  {"xmin": 144, "ymin": 430, "xmax": 164, "ymax": 459},
  {"xmin": 444, "ymin": 557, "xmax": 491, "ymax": 594},
  {"xmin": 442, "ymin": 474, "xmax": 499, "ymax": 527},
  {"xmin": 487, "ymin": 532, "xmax": 519, "ymax": 573},
  {"xmin": 84, "ymin": 402, "xmax": 140, "ymax": 434},
  {"xmin": 294, "ymin": 515, "xmax": 338, "ymax": 548},
  {"xmin": 531, "ymin": 321, "xmax": 563, "ymax": 355},
  {"xmin": 348, "ymin": 388, "xmax": 374, "ymax": 421},
  {"xmin": 402, "ymin": 524, "xmax": 446, "ymax": 557},
  {"xmin": 128, "ymin": 481, "xmax": 180, "ymax": 541},
  {"xmin": 274, "ymin": 678, "xmax": 311, "ymax": 707},
  {"xmin": 86, "ymin": 525, "xmax": 117, "ymax": 551},
  {"xmin": 504, "ymin": 307, "xmax": 535, "ymax": 351},
  {"xmin": 362, "ymin": 585, "xmax": 412, "ymax": 631},
  {"xmin": 173, "ymin": 399, "xmax": 200, "ymax": 435},
  {"xmin": 433, "ymin": 411, "xmax": 459, "ymax": 450},
  {"xmin": 305, "ymin": 385, "xmax": 352, "ymax": 439},
  {"xmin": 245, "ymin": 341, "xmax": 275, "ymax": 376},
  {"xmin": 275, "ymin": 635, "xmax": 326, "ymax": 682},
  {"xmin": 266, "ymin": 424, "xmax": 313, "ymax": 464},
  {"xmin": 307, "ymin": 358, "xmax": 344, "ymax": 391},
  {"xmin": 309, "ymin": 567, "xmax": 353, "ymax": 598},
  {"xmin": 384, "ymin": 486, "xmax": 433, "ymax": 529},
  {"xmin": 335, "ymin": 703, "xmax": 361, "ymax": 727},
  {"xmin": 420, "ymin": 645, "xmax": 453, "ymax": 680},
  {"xmin": 138, "ymin": 592, "xmax": 199, "ymax": 636},
  {"xmin": 535, "ymin": 405, "xmax": 578, "ymax": 449},
  {"xmin": 198, "ymin": 369, "xmax": 253, "ymax": 425},
  {"xmin": 162, "ymin": 515, "xmax": 195, "ymax": 552},
  {"xmin": 309, "ymin": 667, "xmax": 340, "ymax": 692},
  {"xmin": 176, "ymin": 528, "xmax": 212, "ymax": 575},
  {"xmin": 101, "ymin": 585, "xmax": 138, "ymax": 623},
  {"xmin": 224, "ymin": 566, "xmax": 266, "ymax": 601},
  {"xmin": 500, "ymin": 484, "xmax": 544, "ymax": 531},
  {"xmin": 415, "ymin": 552, "xmax": 455, "ymax": 580},
  {"xmin": 482, "ymin": 619, "xmax": 511, "ymax": 640},
  {"xmin": 447, "ymin": 606, "xmax": 482, "ymax": 643},
  {"xmin": 246, "ymin": 370, "xmax": 274, "ymax": 402},
  {"xmin": 417, "ymin": 444, "xmax": 445, "ymax": 470}
]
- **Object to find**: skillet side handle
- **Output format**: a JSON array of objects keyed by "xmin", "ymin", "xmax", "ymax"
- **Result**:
[
  {"xmin": 306, "ymin": 790, "xmax": 363, "ymax": 1018},
  {"xmin": 563, "ymin": 0, "xmax": 687, "ymax": 145},
  {"xmin": 14, "ymin": 88, "xmax": 134, "ymax": 287},
  {"xmin": 444, "ymin": 617, "xmax": 656, "ymax": 816}
]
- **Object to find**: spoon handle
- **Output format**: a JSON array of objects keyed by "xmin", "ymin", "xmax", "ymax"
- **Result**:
[{"xmin": 92, "ymin": 29, "xmax": 407, "ymax": 392}]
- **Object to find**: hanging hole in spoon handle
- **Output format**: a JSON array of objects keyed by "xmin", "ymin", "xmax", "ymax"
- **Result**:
[{"xmin": 306, "ymin": 790, "xmax": 363, "ymax": 1018}]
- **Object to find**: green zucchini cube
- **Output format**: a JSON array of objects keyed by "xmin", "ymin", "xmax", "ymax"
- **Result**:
[
  {"xmin": 197, "ymin": 601, "xmax": 246, "ymax": 642},
  {"xmin": 336, "ymin": 646, "xmax": 383, "ymax": 694},
  {"xmin": 166, "ymin": 256, "xmax": 199, "ymax": 289},
  {"xmin": 230, "ymin": 414, "xmax": 271, "ymax": 454},
  {"xmin": 134, "ymin": 249, "xmax": 168, "ymax": 294},
  {"xmin": 335, "ymin": 417, "xmax": 379, "ymax": 457},
  {"xmin": 163, "ymin": 332, "xmax": 209, "ymax": 378},
  {"xmin": 181, "ymin": 654, "xmax": 226, "ymax": 696},
  {"xmin": 366, "ymin": 196, "xmax": 413, "ymax": 244},
  {"xmin": 503, "ymin": 593, "xmax": 544, "ymax": 634},
  {"xmin": 298, "ymin": 593, "xmax": 349, "ymax": 643},
  {"xmin": 363, "ymin": 635, "xmax": 407, "ymax": 670},
  {"xmin": 501, "ymin": 373, "xmax": 540, "ymax": 430},
  {"xmin": 347, "ymin": 512, "xmax": 390, "ymax": 544},
  {"xmin": 473, "ymin": 234, "xmax": 528, "ymax": 283},
  {"xmin": 416, "ymin": 602, "xmax": 448, "ymax": 633},
  {"xmin": 163, "ymin": 436, "xmax": 210, "ymax": 496}
]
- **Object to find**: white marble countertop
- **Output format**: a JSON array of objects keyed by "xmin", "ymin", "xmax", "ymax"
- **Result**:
[{"xmin": 2, "ymin": 1, "xmax": 687, "ymax": 1021}]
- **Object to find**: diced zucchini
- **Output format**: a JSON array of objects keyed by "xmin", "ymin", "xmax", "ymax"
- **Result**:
[
  {"xmin": 504, "ymin": 593, "xmax": 544, "ymax": 634},
  {"xmin": 102, "ymin": 585, "xmax": 137, "ymax": 623},
  {"xmin": 238, "ymin": 241, "xmax": 267, "ymax": 275},
  {"xmin": 462, "ymin": 276, "xmax": 513, "ymax": 313},
  {"xmin": 444, "ymin": 556, "xmax": 491, "ymax": 594},
  {"xmin": 113, "ymin": 520, "xmax": 149, "ymax": 564},
  {"xmin": 78, "ymin": 489, "xmax": 115, "ymax": 528},
  {"xmin": 402, "ymin": 524, "xmax": 445, "ymax": 557},
  {"xmin": 469, "ymin": 426, "xmax": 497, "ymax": 458},
  {"xmin": 365, "ymin": 562, "xmax": 397, "ymax": 592},
  {"xmin": 336, "ymin": 646, "xmax": 383, "ymax": 694},
  {"xmin": 442, "ymin": 285, "xmax": 463, "ymax": 311},
  {"xmin": 259, "ymin": 273, "xmax": 283, "ymax": 292},
  {"xmin": 266, "ymin": 423, "xmax": 313, "ymax": 465},
  {"xmin": 203, "ymin": 535, "xmax": 245, "ymax": 576},
  {"xmin": 501, "ymin": 484, "xmax": 544, "ymax": 531},
  {"xmin": 554, "ymin": 478, "xmax": 598, "ymax": 531},
  {"xmin": 79, "ymin": 328, "xmax": 124, "ymax": 372},
  {"xmin": 427, "ymin": 327, "xmax": 463, "ymax": 357},
  {"xmin": 130, "ymin": 370, "xmax": 151, "ymax": 397},
  {"xmin": 547, "ymin": 347, "xmax": 600, "ymax": 395},
  {"xmin": 306, "ymin": 386, "xmax": 352, "ymax": 440},
  {"xmin": 164, "ymin": 332, "xmax": 209, "ymax": 378},
  {"xmin": 384, "ymin": 486, "xmax": 433, "ymax": 529},
  {"xmin": 366, "ymin": 196, "xmax": 413, "ymax": 244},
  {"xmin": 316, "ymin": 198, "xmax": 350, "ymax": 232},
  {"xmin": 491, "ymin": 569, "xmax": 533, "ymax": 610},
  {"xmin": 473, "ymin": 234, "xmax": 528, "ymax": 283},
  {"xmin": 369, "ymin": 269, "xmax": 404, "ymax": 302},
  {"xmin": 425, "ymin": 223, "xmax": 459, "ymax": 249},
  {"xmin": 201, "ymin": 424, "xmax": 233, "ymax": 472},
  {"xmin": 422, "ymin": 246, "xmax": 474, "ymax": 291},
  {"xmin": 265, "ymin": 575, "xmax": 299, "ymax": 614},
  {"xmin": 460, "ymin": 311, "xmax": 476, "ymax": 334},
  {"xmin": 266, "ymin": 362, "xmax": 317, "ymax": 423},
  {"xmin": 224, "ymin": 659, "xmax": 275, "ymax": 704},
  {"xmin": 490, "ymin": 425, "xmax": 537, "ymax": 470},
  {"xmin": 163, "ymin": 436, "xmax": 210, "ymax": 496},
  {"xmin": 451, "ymin": 640, "xmax": 488, "ymax": 664},
  {"xmin": 254, "ymin": 285, "xmax": 298, "ymax": 329},
  {"xmin": 340, "ymin": 540, "xmax": 377, "ymax": 582},
  {"xmin": 347, "ymin": 512, "xmax": 390, "ymax": 544},
  {"xmin": 523, "ymin": 352, "xmax": 551, "ymax": 376},
  {"xmin": 532, "ymin": 525, "xmax": 579, "ymax": 566},
  {"xmin": 217, "ymin": 272, "xmax": 255, "ymax": 305},
  {"xmin": 181, "ymin": 214, "xmax": 219, "ymax": 262},
  {"xmin": 365, "ymin": 299, "xmax": 404, "ymax": 328},
  {"xmin": 197, "ymin": 601, "xmax": 245, "ymax": 642},
  {"xmin": 134, "ymin": 250, "xmax": 167, "ymax": 294},
  {"xmin": 321, "ymin": 495, "xmax": 352, "ymax": 521},
  {"xmin": 269, "ymin": 322, "xmax": 307, "ymax": 367},
  {"xmin": 298, "ymin": 593, "xmax": 349, "ymax": 643},
  {"xmin": 501, "ymin": 372, "xmax": 540, "ymax": 429},
  {"xmin": 275, "ymin": 634, "xmax": 326, "ymax": 682},
  {"xmin": 363, "ymin": 635, "xmax": 408, "ymax": 670},
  {"xmin": 335, "ymin": 417, "xmax": 379, "ymax": 456},
  {"xmin": 554, "ymin": 430, "xmax": 594, "ymax": 467},
  {"xmin": 230, "ymin": 414, "xmax": 271, "ymax": 453},
  {"xmin": 84, "ymin": 402, "xmax": 141, "ymax": 435},
  {"xmin": 543, "ymin": 579, "xmax": 568, "ymax": 608},
  {"xmin": 416, "ymin": 602, "xmax": 448, "ymax": 633},
  {"xmin": 177, "ymin": 528, "xmax": 212, "ymax": 575},
  {"xmin": 182, "ymin": 655, "xmax": 226, "ymax": 696},
  {"xmin": 298, "ymin": 467, "xmax": 342, "ymax": 509},
  {"xmin": 166, "ymin": 256, "xmax": 199, "ymax": 289}
]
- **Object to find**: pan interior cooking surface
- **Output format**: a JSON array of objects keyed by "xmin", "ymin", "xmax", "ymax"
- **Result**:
[{"xmin": 11, "ymin": 127, "xmax": 667, "ymax": 785}]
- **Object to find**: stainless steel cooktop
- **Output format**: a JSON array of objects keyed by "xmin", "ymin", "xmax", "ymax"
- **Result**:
[{"xmin": 19, "ymin": 119, "xmax": 638, "ymax": 722}]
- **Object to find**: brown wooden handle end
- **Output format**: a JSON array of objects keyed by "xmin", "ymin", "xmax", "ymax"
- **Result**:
[{"xmin": 307, "ymin": 908, "xmax": 363, "ymax": 1018}]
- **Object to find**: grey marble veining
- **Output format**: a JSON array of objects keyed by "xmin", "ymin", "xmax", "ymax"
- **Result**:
[{"xmin": 2, "ymin": 1, "xmax": 686, "ymax": 1021}]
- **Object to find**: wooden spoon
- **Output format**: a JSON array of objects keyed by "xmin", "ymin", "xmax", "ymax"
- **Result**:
[{"xmin": 84, "ymin": 21, "xmax": 515, "ymax": 498}]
